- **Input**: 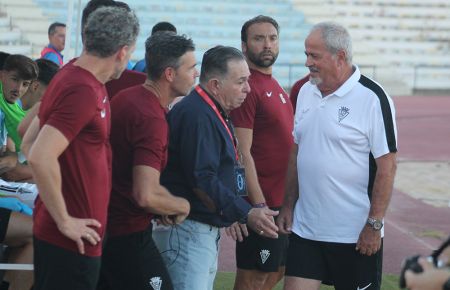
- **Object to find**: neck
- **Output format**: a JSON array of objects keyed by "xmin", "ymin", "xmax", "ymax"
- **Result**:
[
  {"xmin": 319, "ymin": 64, "xmax": 354, "ymax": 97},
  {"xmin": 74, "ymin": 52, "xmax": 115, "ymax": 84},
  {"xmin": 143, "ymin": 80, "xmax": 172, "ymax": 108},
  {"xmin": 20, "ymin": 95, "xmax": 32, "ymax": 110},
  {"xmin": 200, "ymin": 83, "xmax": 230, "ymax": 115},
  {"xmin": 247, "ymin": 61, "xmax": 272, "ymax": 75}
]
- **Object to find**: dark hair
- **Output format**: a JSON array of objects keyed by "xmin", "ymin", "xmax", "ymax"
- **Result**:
[
  {"xmin": 81, "ymin": 0, "xmax": 131, "ymax": 33},
  {"xmin": 0, "ymin": 51, "xmax": 11, "ymax": 70},
  {"xmin": 84, "ymin": 7, "xmax": 139, "ymax": 58},
  {"xmin": 35, "ymin": 59, "xmax": 59, "ymax": 85},
  {"xmin": 145, "ymin": 32, "xmax": 194, "ymax": 81},
  {"xmin": 200, "ymin": 46, "xmax": 245, "ymax": 84},
  {"xmin": 3, "ymin": 55, "xmax": 38, "ymax": 80},
  {"xmin": 48, "ymin": 22, "xmax": 66, "ymax": 35},
  {"xmin": 241, "ymin": 15, "xmax": 279, "ymax": 43},
  {"xmin": 151, "ymin": 22, "xmax": 177, "ymax": 35}
]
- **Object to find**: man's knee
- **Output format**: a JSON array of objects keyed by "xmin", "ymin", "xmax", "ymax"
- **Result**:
[
  {"xmin": 234, "ymin": 269, "xmax": 269, "ymax": 290},
  {"xmin": 283, "ymin": 276, "xmax": 321, "ymax": 290}
]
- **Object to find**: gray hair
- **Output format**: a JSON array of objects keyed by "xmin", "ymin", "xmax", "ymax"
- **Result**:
[
  {"xmin": 83, "ymin": 6, "xmax": 139, "ymax": 58},
  {"xmin": 310, "ymin": 22, "xmax": 352, "ymax": 64},
  {"xmin": 200, "ymin": 45, "xmax": 246, "ymax": 84}
]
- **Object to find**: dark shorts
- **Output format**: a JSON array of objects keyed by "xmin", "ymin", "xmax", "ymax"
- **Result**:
[
  {"xmin": 97, "ymin": 227, "xmax": 173, "ymax": 290},
  {"xmin": 0, "ymin": 208, "xmax": 11, "ymax": 243},
  {"xmin": 285, "ymin": 233, "xmax": 383, "ymax": 290},
  {"xmin": 236, "ymin": 207, "xmax": 289, "ymax": 272},
  {"xmin": 34, "ymin": 237, "xmax": 101, "ymax": 290}
]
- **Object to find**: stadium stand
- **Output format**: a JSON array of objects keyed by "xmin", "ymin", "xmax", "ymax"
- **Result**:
[
  {"xmin": 0, "ymin": 0, "xmax": 448, "ymax": 94},
  {"xmin": 292, "ymin": 0, "xmax": 450, "ymax": 94}
]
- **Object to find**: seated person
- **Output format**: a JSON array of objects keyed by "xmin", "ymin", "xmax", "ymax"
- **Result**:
[
  {"xmin": 0, "ymin": 197, "xmax": 33, "ymax": 290},
  {"xmin": 2, "ymin": 59, "xmax": 58, "ymax": 182}
]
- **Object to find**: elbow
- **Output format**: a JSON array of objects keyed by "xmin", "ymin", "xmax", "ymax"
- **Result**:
[{"xmin": 133, "ymin": 189, "xmax": 156, "ymax": 209}]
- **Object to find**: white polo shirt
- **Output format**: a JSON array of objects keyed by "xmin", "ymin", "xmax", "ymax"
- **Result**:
[{"xmin": 292, "ymin": 66, "xmax": 397, "ymax": 243}]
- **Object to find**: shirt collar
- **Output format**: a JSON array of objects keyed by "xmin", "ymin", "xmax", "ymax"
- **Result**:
[{"xmin": 312, "ymin": 65, "xmax": 361, "ymax": 99}]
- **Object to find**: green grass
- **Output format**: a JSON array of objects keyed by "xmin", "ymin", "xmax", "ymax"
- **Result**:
[{"xmin": 214, "ymin": 272, "xmax": 399, "ymax": 290}]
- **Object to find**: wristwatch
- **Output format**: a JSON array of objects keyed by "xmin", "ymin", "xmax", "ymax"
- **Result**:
[
  {"xmin": 366, "ymin": 217, "xmax": 383, "ymax": 231},
  {"xmin": 443, "ymin": 276, "xmax": 450, "ymax": 290}
]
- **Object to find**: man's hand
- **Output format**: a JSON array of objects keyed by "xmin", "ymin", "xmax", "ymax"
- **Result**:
[
  {"xmin": 276, "ymin": 206, "xmax": 293, "ymax": 234},
  {"xmin": 355, "ymin": 225, "xmax": 382, "ymax": 256},
  {"xmin": 405, "ymin": 257, "xmax": 450, "ymax": 290},
  {"xmin": 225, "ymin": 222, "xmax": 249, "ymax": 242},
  {"xmin": 57, "ymin": 216, "xmax": 102, "ymax": 255},
  {"xmin": 247, "ymin": 207, "xmax": 279, "ymax": 239}
]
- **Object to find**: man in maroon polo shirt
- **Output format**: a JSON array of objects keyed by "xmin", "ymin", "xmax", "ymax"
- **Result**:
[
  {"xmin": 229, "ymin": 15, "xmax": 294, "ymax": 290},
  {"xmin": 98, "ymin": 32, "xmax": 195, "ymax": 290},
  {"xmin": 23, "ymin": 7, "xmax": 139, "ymax": 290}
]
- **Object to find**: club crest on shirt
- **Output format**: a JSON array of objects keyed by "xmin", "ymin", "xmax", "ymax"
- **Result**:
[
  {"xmin": 338, "ymin": 106, "xmax": 350, "ymax": 122},
  {"xmin": 149, "ymin": 276, "xmax": 162, "ymax": 290},
  {"xmin": 266, "ymin": 91, "xmax": 272, "ymax": 97},
  {"xmin": 100, "ymin": 109, "xmax": 106, "ymax": 118},
  {"xmin": 260, "ymin": 249, "xmax": 270, "ymax": 264}
]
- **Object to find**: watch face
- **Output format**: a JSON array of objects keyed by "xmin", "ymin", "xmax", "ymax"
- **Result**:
[{"xmin": 373, "ymin": 221, "xmax": 383, "ymax": 230}]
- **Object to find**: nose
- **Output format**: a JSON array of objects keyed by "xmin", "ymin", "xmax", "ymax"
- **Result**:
[
  {"xmin": 264, "ymin": 37, "xmax": 271, "ymax": 49},
  {"xmin": 243, "ymin": 81, "xmax": 251, "ymax": 94},
  {"xmin": 194, "ymin": 68, "xmax": 200, "ymax": 78},
  {"xmin": 305, "ymin": 55, "xmax": 313, "ymax": 68}
]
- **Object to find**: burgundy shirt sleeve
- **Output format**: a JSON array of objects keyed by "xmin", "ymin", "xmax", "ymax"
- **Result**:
[
  {"xmin": 230, "ymin": 90, "xmax": 258, "ymax": 129},
  {"xmin": 289, "ymin": 75, "xmax": 310, "ymax": 112},
  {"xmin": 131, "ymin": 116, "xmax": 167, "ymax": 172},
  {"xmin": 43, "ymin": 85, "xmax": 98, "ymax": 142}
]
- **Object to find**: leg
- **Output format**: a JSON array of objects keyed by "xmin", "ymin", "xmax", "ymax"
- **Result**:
[
  {"xmin": 234, "ymin": 226, "xmax": 288, "ymax": 290},
  {"xmin": 33, "ymin": 238, "xmax": 100, "ymax": 290},
  {"xmin": 153, "ymin": 220, "xmax": 220, "ymax": 290},
  {"xmin": 283, "ymin": 234, "xmax": 327, "ymax": 290},
  {"xmin": 283, "ymin": 276, "xmax": 321, "ymax": 290},
  {"xmin": 99, "ymin": 229, "xmax": 173, "ymax": 290},
  {"xmin": 3, "ymin": 211, "xmax": 33, "ymax": 290},
  {"xmin": 324, "ymin": 240, "xmax": 383, "ymax": 290}
]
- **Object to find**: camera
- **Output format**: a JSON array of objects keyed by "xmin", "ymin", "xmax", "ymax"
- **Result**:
[{"xmin": 399, "ymin": 235, "xmax": 450, "ymax": 289}]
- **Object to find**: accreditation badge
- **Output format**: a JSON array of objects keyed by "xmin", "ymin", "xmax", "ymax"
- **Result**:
[{"xmin": 234, "ymin": 166, "xmax": 247, "ymax": 197}]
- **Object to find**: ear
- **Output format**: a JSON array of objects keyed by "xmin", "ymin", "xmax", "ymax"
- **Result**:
[
  {"xmin": 336, "ymin": 50, "xmax": 347, "ymax": 66},
  {"xmin": 31, "ymin": 81, "xmax": 40, "ymax": 92},
  {"xmin": 207, "ymin": 78, "xmax": 220, "ymax": 96},
  {"xmin": 163, "ymin": 67, "xmax": 176, "ymax": 83},
  {"xmin": 241, "ymin": 41, "xmax": 247, "ymax": 54},
  {"xmin": 116, "ymin": 45, "xmax": 128, "ymax": 62}
]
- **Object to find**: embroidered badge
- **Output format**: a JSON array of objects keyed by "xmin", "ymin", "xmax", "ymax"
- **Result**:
[
  {"xmin": 260, "ymin": 249, "xmax": 270, "ymax": 264},
  {"xmin": 149, "ymin": 277, "xmax": 162, "ymax": 290},
  {"xmin": 266, "ymin": 91, "xmax": 272, "ymax": 97},
  {"xmin": 338, "ymin": 106, "xmax": 350, "ymax": 122}
]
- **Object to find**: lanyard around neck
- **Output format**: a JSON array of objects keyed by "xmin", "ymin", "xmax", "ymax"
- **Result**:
[{"xmin": 195, "ymin": 85, "xmax": 238, "ymax": 161}]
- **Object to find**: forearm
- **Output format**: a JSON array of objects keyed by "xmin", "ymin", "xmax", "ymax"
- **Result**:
[
  {"xmin": 369, "ymin": 153, "xmax": 397, "ymax": 218},
  {"xmin": 137, "ymin": 185, "xmax": 190, "ymax": 216},
  {"xmin": 283, "ymin": 145, "xmax": 299, "ymax": 210},
  {"xmin": 29, "ymin": 155, "xmax": 69, "ymax": 223},
  {"xmin": 241, "ymin": 152, "xmax": 265, "ymax": 205}
]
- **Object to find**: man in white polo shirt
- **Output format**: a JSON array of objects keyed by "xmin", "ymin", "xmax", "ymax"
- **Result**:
[{"xmin": 277, "ymin": 22, "xmax": 397, "ymax": 290}]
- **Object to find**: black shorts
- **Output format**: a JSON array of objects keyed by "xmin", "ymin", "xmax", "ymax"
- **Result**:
[
  {"xmin": 97, "ymin": 227, "xmax": 173, "ymax": 290},
  {"xmin": 0, "ymin": 208, "xmax": 11, "ymax": 243},
  {"xmin": 285, "ymin": 233, "xmax": 383, "ymax": 290},
  {"xmin": 34, "ymin": 237, "xmax": 101, "ymax": 290},
  {"xmin": 236, "ymin": 207, "xmax": 289, "ymax": 272}
]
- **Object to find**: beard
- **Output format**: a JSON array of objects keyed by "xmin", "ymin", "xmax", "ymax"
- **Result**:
[
  {"xmin": 246, "ymin": 49, "xmax": 278, "ymax": 68},
  {"xmin": 309, "ymin": 76, "xmax": 322, "ymax": 85}
]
